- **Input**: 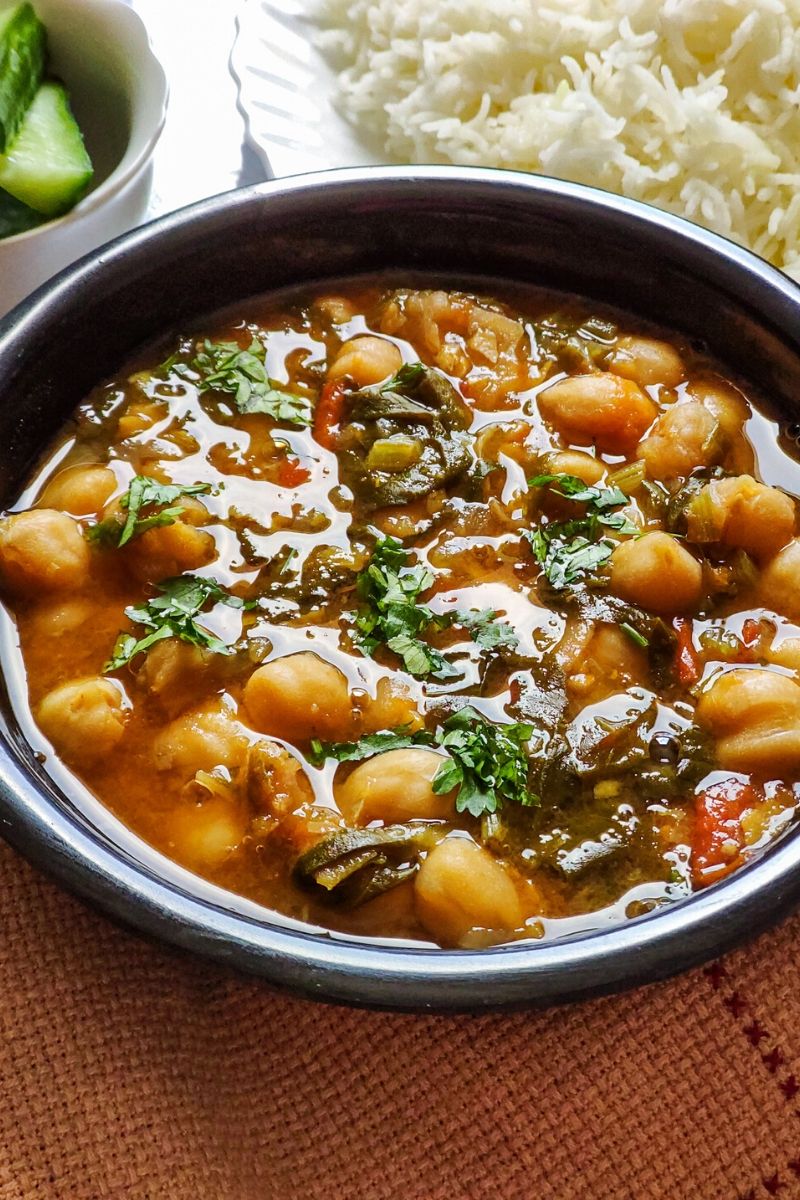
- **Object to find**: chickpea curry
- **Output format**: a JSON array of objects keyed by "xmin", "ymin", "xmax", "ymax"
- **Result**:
[{"xmin": 3, "ymin": 280, "xmax": 800, "ymax": 949}]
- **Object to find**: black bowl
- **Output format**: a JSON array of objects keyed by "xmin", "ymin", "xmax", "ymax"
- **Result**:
[{"xmin": 2, "ymin": 166, "xmax": 800, "ymax": 1012}]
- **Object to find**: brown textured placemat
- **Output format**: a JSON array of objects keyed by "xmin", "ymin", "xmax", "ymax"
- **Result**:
[{"xmin": 0, "ymin": 838, "xmax": 798, "ymax": 1200}]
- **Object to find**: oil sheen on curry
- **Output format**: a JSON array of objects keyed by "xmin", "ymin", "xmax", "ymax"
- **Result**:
[{"xmin": 4, "ymin": 281, "xmax": 800, "ymax": 949}]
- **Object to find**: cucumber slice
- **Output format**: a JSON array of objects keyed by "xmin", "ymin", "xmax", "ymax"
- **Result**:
[
  {"xmin": 0, "ymin": 185, "xmax": 45, "ymax": 238},
  {"xmin": 0, "ymin": 82, "xmax": 93, "ymax": 216},
  {"xmin": 0, "ymin": 3, "xmax": 46, "ymax": 154}
]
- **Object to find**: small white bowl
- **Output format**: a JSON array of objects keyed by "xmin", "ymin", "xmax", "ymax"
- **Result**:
[{"xmin": 0, "ymin": 0, "xmax": 168, "ymax": 317}]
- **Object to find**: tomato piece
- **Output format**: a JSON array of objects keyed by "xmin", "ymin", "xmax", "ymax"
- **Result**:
[
  {"xmin": 692, "ymin": 777, "xmax": 758, "ymax": 887},
  {"xmin": 313, "ymin": 380, "xmax": 347, "ymax": 449},
  {"xmin": 728, "ymin": 617, "xmax": 766, "ymax": 664},
  {"xmin": 673, "ymin": 617, "xmax": 700, "ymax": 686},
  {"xmin": 741, "ymin": 618, "xmax": 761, "ymax": 647},
  {"xmin": 276, "ymin": 458, "xmax": 310, "ymax": 488}
]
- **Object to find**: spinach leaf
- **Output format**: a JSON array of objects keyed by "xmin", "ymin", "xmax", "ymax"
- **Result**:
[
  {"xmin": 294, "ymin": 822, "xmax": 444, "ymax": 907},
  {"xmin": 338, "ymin": 364, "xmax": 472, "ymax": 507},
  {"xmin": 533, "ymin": 314, "xmax": 617, "ymax": 370}
]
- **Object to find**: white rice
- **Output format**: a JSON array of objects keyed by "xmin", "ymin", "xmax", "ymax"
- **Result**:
[{"xmin": 315, "ymin": 0, "xmax": 800, "ymax": 280}]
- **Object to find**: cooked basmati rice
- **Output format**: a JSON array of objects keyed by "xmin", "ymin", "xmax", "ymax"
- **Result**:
[{"xmin": 315, "ymin": 0, "xmax": 800, "ymax": 280}]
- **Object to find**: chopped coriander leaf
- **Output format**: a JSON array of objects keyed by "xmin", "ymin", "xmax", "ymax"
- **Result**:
[
  {"xmin": 527, "ymin": 472, "xmax": 639, "ymax": 590},
  {"xmin": 453, "ymin": 607, "xmax": 519, "ymax": 652},
  {"xmin": 171, "ymin": 337, "xmax": 312, "ymax": 426},
  {"xmin": 310, "ymin": 705, "xmax": 537, "ymax": 818},
  {"xmin": 352, "ymin": 537, "xmax": 518, "ymax": 679},
  {"xmin": 104, "ymin": 575, "xmax": 253, "ymax": 672},
  {"xmin": 89, "ymin": 475, "xmax": 212, "ymax": 548},
  {"xmin": 529, "ymin": 473, "xmax": 630, "ymax": 515},
  {"xmin": 432, "ymin": 706, "xmax": 537, "ymax": 817},
  {"xmin": 308, "ymin": 727, "xmax": 430, "ymax": 766},
  {"xmin": 86, "ymin": 520, "xmax": 122, "ymax": 548},
  {"xmin": 379, "ymin": 361, "xmax": 426, "ymax": 393},
  {"xmin": 279, "ymin": 546, "xmax": 298, "ymax": 576},
  {"xmin": 385, "ymin": 631, "xmax": 459, "ymax": 679},
  {"xmin": 353, "ymin": 536, "xmax": 451, "ymax": 680},
  {"xmin": 620, "ymin": 621, "xmax": 649, "ymax": 648},
  {"xmin": 526, "ymin": 530, "xmax": 615, "ymax": 590}
]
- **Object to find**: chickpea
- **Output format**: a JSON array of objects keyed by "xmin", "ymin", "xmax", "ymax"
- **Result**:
[
  {"xmin": 610, "ymin": 531, "xmax": 702, "ymax": 614},
  {"xmin": 414, "ymin": 838, "xmax": 524, "ymax": 947},
  {"xmin": 39, "ymin": 465, "xmax": 117, "ymax": 516},
  {"xmin": 567, "ymin": 624, "xmax": 648, "ymax": 700},
  {"xmin": 313, "ymin": 295, "xmax": 355, "ymax": 324},
  {"xmin": 541, "ymin": 449, "xmax": 605, "ymax": 485},
  {"xmin": 28, "ymin": 597, "xmax": 95, "ymax": 639},
  {"xmin": 173, "ymin": 495, "xmax": 212, "ymax": 527},
  {"xmin": 696, "ymin": 667, "xmax": 800, "ymax": 775},
  {"xmin": 153, "ymin": 704, "xmax": 249, "ymax": 776},
  {"xmin": 475, "ymin": 421, "xmax": 533, "ymax": 468},
  {"xmin": 328, "ymin": 336, "xmax": 403, "ymax": 388},
  {"xmin": 137, "ymin": 639, "xmax": 216, "ymax": 718},
  {"xmin": 609, "ymin": 335, "xmax": 685, "ymax": 388},
  {"xmin": 766, "ymin": 636, "xmax": 800, "ymax": 672},
  {"xmin": 686, "ymin": 476, "xmax": 795, "ymax": 561},
  {"xmin": 688, "ymin": 379, "xmax": 749, "ymax": 439},
  {"xmin": 759, "ymin": 540, "xmax": 800, "ymax": 620},
  {"xmin": 536, "ymin": 372, "xmax": 657, "ymax": 453},
  {"xmin": 37, "ymin": 677, "xmax": 128, "ymax": 767},
  {"xmin": 555, "ymin": 613, "xmax": 594, "ymax": 673},
  {"xmin": 168, "ymin": 797, "xmax": 247, "ymax": 867},
  {"xmin": 336, "ymin": 748, "xmax": 454, "ymax": 825},
  {"xmin": 590, "ymin": 623, "xmax": 645, "ymax": 677},
  {"xmin": 0, "ymin": 509, "xmax": 89, "ymax": 597},
  {"xmin": 247, "ymin": 739, "xmax": 314, "ymax": 820},
  {"xmin": 361, "ymin": 676, "xmax": 424, "ymax": 735},
  {"xmin": 123, "ymin": 516, "xmax": 216, "ymax": 583},
  {"xmin": 243, "ymin": 652, "xmax": 354, "ymax": 743},
  {"xmin": 639, "ymin": 402, "xmax": 719, "ymax": 480},
  {"xmin": 689, "ymin": 378, "xmax": 754, "ymax": 474},
  {"xmin": 277, "ymin": 803, "xmax": 345, "ymax": 856},
  {"xmin": 117, "ymin": 400, "xmax": 166, "ymax": 440}
]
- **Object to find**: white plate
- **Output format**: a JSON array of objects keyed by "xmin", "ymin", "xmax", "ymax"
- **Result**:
[{"xmin": 230, "ymin": 0, "xmax": 381, "ymax": 178}]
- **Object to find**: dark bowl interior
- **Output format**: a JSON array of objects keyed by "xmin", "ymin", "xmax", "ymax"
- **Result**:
[{"xmin": 1, "ymin": 166, "xmax": 800, "ymax": 1011}]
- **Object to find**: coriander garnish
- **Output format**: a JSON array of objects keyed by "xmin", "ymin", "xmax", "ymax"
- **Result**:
[
  {"xmin": 168, "ymin": 336, "xmax": 312, "ymax": 426},
  {"xmin": 352, "ymin": 536, "xmax": 518, "ymax": 679},
  {"xmin": 378, "ymin": 361, "xmax": 426, "ymax": 392},
  {"xmin": 526, "ymin": 472, "xmax": 638, "ymax": 589},
  {"xmin": 104, "ymin": 575, "xmax": 253, "ymax": 672},
  {"xmin": 88, "ymin": 475, "xmax": 212, "ymax": 548},
  {"xmin": 310, "ymin": 704, "xmax": 537, "ymax": 818}
]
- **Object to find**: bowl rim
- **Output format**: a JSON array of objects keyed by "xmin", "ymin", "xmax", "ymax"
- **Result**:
[
  {"xmin": 3, "ymin": 164, "xmax": 800, "ymax": 1011},
  {"xmin": 0, "ymin": 0, "xmax": 168, "ymax": 247}
]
